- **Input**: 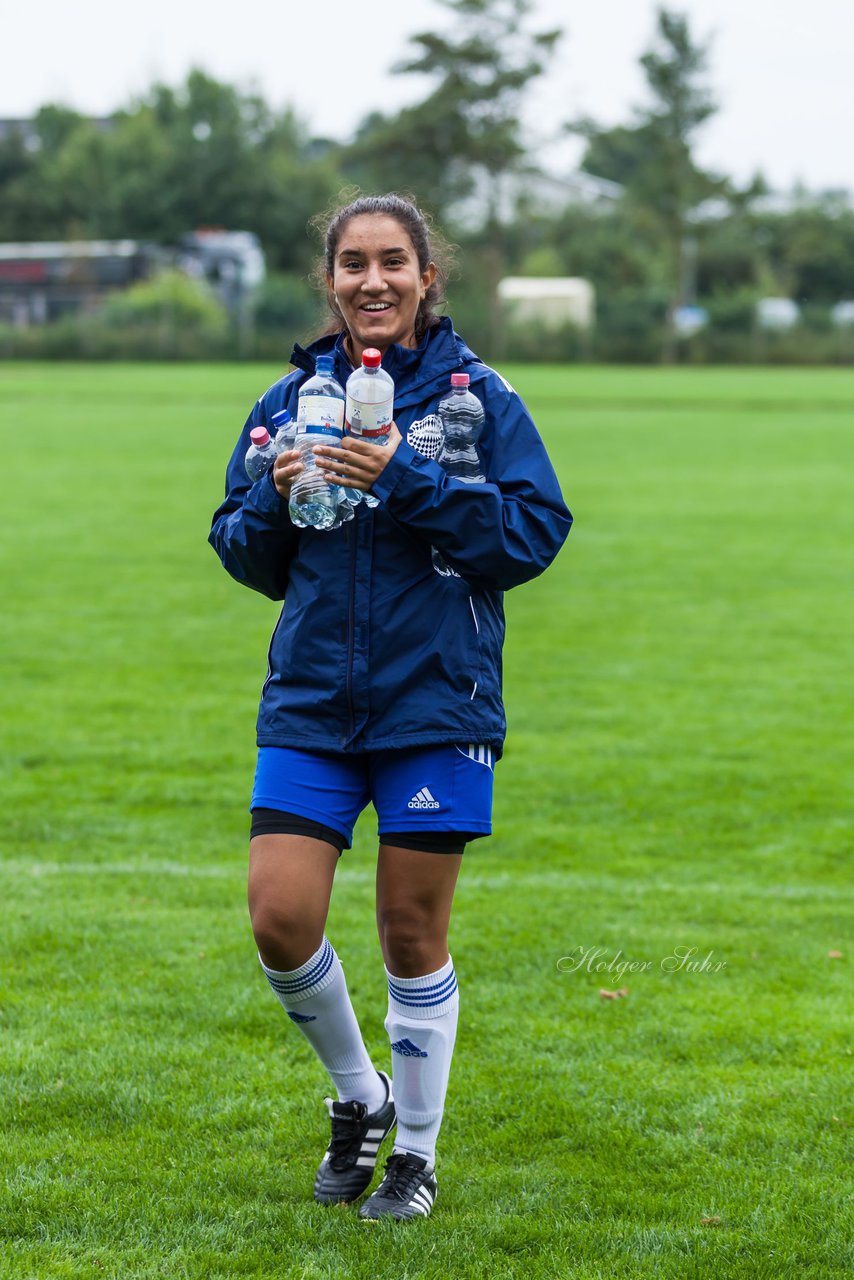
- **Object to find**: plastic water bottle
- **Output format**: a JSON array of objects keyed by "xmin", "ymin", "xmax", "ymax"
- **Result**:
[
  {"xmin": 436, "ymin": 373, "xmax": 485, "ymax": 480},
  {"xmin": 245, "ymin": 426, "xmax": 279, "ymax": 482},
  {"xmin": 345, "ymin": 347, "xmax": 394, "ymax": 509},
  {"xmin": 432, "ymin": 373, "xmax": 485, "ymax": 576},
  {"xmin": 271, "ymin": 408, "xmax": 296, "ymax": 453},
  {"xmin": 289, "ymin": 355, "xmax": 344, "ymax": 530},
  {"xmin": 270, "ymin": 404, "xmax": 352, "ymax": 523}
]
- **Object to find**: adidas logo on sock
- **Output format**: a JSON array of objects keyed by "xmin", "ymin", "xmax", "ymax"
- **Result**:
[
  {"xmin": 407, "ymin": 787, "xmax": 440, "ymax": 810},
  {"xmin": 391, "ymin": 1037, "xmax": 428, "ymax": 1058},
  {"xmin": 287, "ymin": 1010, "xmax": 318, "ymax": 1023}
]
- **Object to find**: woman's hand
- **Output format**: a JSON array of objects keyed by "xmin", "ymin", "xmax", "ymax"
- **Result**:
[
  {"xmin": 314, "ymin": 423, "xmax": 402, "ymax": 492},
  {"xmin": 271, "ymin": 448, "xmax": 303, "ymax": 499}
]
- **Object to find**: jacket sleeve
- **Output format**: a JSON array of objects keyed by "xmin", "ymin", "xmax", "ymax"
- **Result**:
[
  {"xmin": 208, "ymin": 401, "xmax": 300, "ymax": 601},
  {"xmin": 370, "ymin": 378, "xmax": 572, "ymax": 591}
]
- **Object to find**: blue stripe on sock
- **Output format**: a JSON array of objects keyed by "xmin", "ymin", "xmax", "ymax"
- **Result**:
[
  {"xmin": 388, "ymin": 985, "xmax": 458, "ymax": 1008},
  {"xmin": 267, "ymin": 949, "xmax": 334, "ymax": 995},
  {"xmin": 387, "ymin": 967, "xmax": 455, "ymax": 995},
  {"xmin": 386, "ymin": 972, "xmax": 453, "ymax": 1003},
  {"xmin": 265, "ymin": 940, "xmax": 334, "ymax": 996},
  {"xmin": 387, "ymin": 971, "xmax": 457, "ymax": 1007},
  {"xmin": 272, "ymin": 938, "xmax": 331, "ymax": 986},
  {"xmin": 387, "ymin": 969, "xmax": 456, "ymax": 997}
]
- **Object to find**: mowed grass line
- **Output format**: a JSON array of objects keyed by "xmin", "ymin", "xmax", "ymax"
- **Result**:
[{"xmin": 0, "ymin": 362, "xmax": 851, "ymax": 1279}]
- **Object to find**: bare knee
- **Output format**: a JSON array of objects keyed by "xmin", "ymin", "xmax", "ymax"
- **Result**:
[
  {"xmin": 378, "ymin": 905, "xmax": 447, "ymax": 977},
  {"xmin": 249, "ymin": 898, "xmax": 323, "ymax": 972}
]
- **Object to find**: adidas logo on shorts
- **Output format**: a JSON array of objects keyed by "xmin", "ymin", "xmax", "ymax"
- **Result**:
[{"xmin": 407, "ymin": 787, "xmax": 440, "ymax": 810}]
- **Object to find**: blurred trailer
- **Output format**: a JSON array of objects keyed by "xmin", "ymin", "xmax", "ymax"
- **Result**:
[
  {"xmin": 0, "ymin": 240, "xmax": 158, "ymax": 327},
  {"xmin": 497, "ymin": 277, "xmax": 595, "ymax": 331}
]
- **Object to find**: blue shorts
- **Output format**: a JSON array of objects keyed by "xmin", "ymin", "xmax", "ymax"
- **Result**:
[{"xmin": 251, "ymin": 743, "xmax": 495, "ymax": 852}]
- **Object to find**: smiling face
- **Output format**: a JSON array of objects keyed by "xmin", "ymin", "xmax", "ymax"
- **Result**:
[{"xmin": 327, "ymin": 214, "xmax": 437, "ymax": 362}]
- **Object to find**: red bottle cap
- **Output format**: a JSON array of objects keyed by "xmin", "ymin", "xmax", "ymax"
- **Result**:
[
  {"xmin": 362, "ymin": 348, "xmax": 382, "ymax": 368},
  {"xmin": 250, "ymin": 427, "xmax": 271, "ymax": 446},
  {"xmin": 450, "ymin": 373, "xmax": 470, "ymax": 387}
]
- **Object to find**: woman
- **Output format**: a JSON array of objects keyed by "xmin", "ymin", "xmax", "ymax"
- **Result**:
[{"xmin": 209, "ymin": 193, "xmax": 572, "ymax": 1221}]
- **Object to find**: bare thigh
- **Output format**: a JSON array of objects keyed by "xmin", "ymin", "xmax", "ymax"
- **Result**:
[
  {"xmin": 375, "ymin": 844, "xmax": 463, "ymax": 977},
  {"xmin": 248, "ymin": 833, "xmax": 340, "ymax": 971}
]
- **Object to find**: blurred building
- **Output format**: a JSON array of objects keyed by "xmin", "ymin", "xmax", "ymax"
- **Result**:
[
  {"xmin": 0, "ymin": 230, "xmax": 265, "ymax": 327},
  {"xmin": 450, "ymin": 165, "xmax": 622, "ymax": 230}
]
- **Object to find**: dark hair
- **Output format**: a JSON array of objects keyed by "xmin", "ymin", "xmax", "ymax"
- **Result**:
[{"xmin": 310, "ymin": 192, "xmax": 454, "ymax": 341}]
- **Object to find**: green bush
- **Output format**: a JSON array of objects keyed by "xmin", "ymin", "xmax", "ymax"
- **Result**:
[
  {"xmin": 671, "ymin": 322, "xmax": 854, "ymax": 365},
  {"xmin": 253, "ymin": 272, "xmax": 322, "ymax": 338},
  {"xmin": 799, "ymin": 302, "xmax": 834, "ymax": 335},
  {"xmin": 704, "ymin": 288, "xmax": 759, "ymax": 335},
  {"xmin": 0, "ymin": 317, "xmax": 86, "ymax": 359},
  {"xmin": 445, "ymin": 271, "xmax": 495, "ymax": 358},
  {"xmin": 97, "ymin": 270, "xmax": 229, "ymax": 345},
  {"xmin": 502, "ymin": 320, "xmax": 590, "ymax": 363},
  {"xmin": 2, "ymin": 274, "xmax": 853, "ymax": 364},
  {"xmin": 593, "ymin": 287, "xmax": 670, "ymax": 362},
  {"xmin": 0, "ymin": 272, "xmax": 235, "ymax": 360}
]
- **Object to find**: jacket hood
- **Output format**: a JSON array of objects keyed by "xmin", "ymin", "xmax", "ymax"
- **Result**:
[{"xmin": 289, "ymin": 317, "xmax": 481, "ymax": 410}]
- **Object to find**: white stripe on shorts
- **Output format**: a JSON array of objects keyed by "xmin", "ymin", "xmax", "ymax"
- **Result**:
[{"xmin": 456, "ymin": 743, "xmax": 494, "ymax": 770}]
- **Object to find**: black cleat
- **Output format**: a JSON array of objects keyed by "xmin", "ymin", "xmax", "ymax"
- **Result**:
[
  {"xmin": 358, "ymin": 1151, "xmax": 437, "ymax": 1220},
  {"xmin": 313, "ymin": 1071, "xmax": 396, "ymax": 1205}
]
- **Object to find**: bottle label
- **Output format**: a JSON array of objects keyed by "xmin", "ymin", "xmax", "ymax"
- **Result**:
[
  {"xmin": 345, "ymin": 394, "xmax": 393, "ymax": 439},
  {"xmin": 298, "ymin": 395, "xmax": 344, "ymax": 439}
]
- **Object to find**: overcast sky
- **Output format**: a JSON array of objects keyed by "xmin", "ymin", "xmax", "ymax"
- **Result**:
[{"xmin": 2, "ymin": 0, "xmax": 849, "ymax": 191}]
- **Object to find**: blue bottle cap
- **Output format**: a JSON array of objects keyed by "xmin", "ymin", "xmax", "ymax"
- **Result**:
[
  {"xmin": 315, "ymin": 354, "xmax": 334, "ymax": 373},
  {"xmin": 271, "ymin": 408, "xmax": 292, "ymax": 426}
]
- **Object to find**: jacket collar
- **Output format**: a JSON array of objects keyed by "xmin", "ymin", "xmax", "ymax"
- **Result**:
[{"xmin": 289, "ymin": 318, "xmax": 476, "ymax": 405}]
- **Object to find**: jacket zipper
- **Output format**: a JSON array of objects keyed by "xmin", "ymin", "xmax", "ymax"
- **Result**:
[{"xmin": 346, "ymin": 521, "xmax": 357, "ymax": 740}]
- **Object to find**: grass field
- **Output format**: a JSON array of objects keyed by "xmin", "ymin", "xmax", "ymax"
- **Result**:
[{"xmin": 1, "ymin": 361, "xmax": 851, "ymax": 1279}]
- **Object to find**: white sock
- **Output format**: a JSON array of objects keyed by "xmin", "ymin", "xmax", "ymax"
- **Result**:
[
  {"xmin": 384, "ymin": 955, "xmax": 459, "ymax": 1167},
  {"xmin": 260, "ymin": 938, "xmax": 387, "ymax": 1111}
]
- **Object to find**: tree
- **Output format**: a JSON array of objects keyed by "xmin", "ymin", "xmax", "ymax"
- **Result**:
[
  {"xmin": 0, "ymin": 73, "xmax": 340, "ymax": 274},
  {"xmin": 104, "ymin": 72, "xmax": 338, "ymax": 269},
  {"xmin": 570, "ymin": 8, "xmax": 724, "ymax": 355},
  {"xmin": 343, "ymin": 0, "xmax": 560, "ymax": 224},
  {"xmin": 343, "ymin": 0, "xmax": 560, "ymax": 352},
  {"xmin": 0, "ymin": 107, "xmax": 112, "ymax": 240}
]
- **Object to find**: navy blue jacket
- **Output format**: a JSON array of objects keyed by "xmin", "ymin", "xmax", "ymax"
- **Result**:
[{"xmin": 209, "ymin": 318, "xmax": 572, "ymax": 757}]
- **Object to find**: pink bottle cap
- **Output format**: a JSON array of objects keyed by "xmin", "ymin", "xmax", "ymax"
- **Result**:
[
  {"xmin": 450, "ymin": 373, "xmax": 470, "ymax": 387},
  {"xmin": 250, "ymin": 427, "xmax": 271, "ymax": 446},
  {"xmin": 362, "ymin": 348, "xmax": 382, "ymax": 368}
]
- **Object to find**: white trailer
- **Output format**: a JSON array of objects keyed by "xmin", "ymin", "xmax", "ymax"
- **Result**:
[{"xmin": 497, "ymin": 277, "xmax": 595, "ymax": 331}]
